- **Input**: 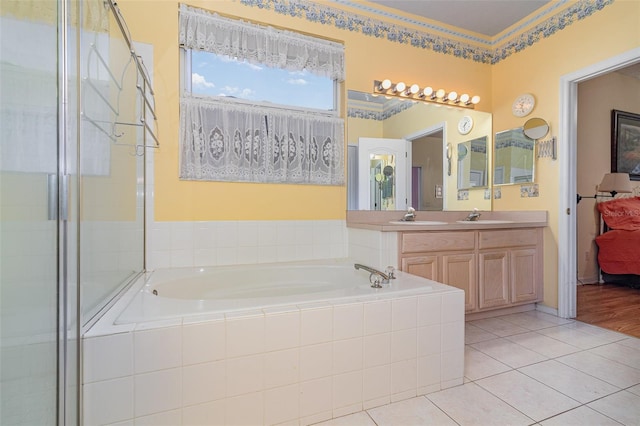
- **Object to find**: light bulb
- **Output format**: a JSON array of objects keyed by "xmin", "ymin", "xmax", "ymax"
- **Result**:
[
  {"xmin": 409, "ymin": 84, "xmax": 420, "ymax": 94},
  {"xmin": 420, "ymin": 87, "xmax": 433, "ymax": 98},
  {"xmin": 393, "ymin": 82, "xmax": 406, "ymax": 93},
  {"xmin": 447, "ymin": 91, "xmax": 458, "ymax": 102},
  {"xmin": 471, "ymin": 95, "xmax": 481, "ymax": 104},
  {"xmin": 459, "ymin": 94, "xmax": 470, "ymax": 104},
  {"xmin": 380, "ymin": 79, "xmax": 392, "ymax": 90},
  {"xmin": 435, "ymin": 89, "xmax": 446, "ymax": 99}
]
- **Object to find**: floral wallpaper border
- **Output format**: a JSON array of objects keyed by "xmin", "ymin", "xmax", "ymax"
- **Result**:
[
  {"xmin": 347, "ymin": 99, "xmax": 415, "ymax": 121},
  {"xmin": 237, "ymin": 0, "xmax": 614, "ymax": 64}
]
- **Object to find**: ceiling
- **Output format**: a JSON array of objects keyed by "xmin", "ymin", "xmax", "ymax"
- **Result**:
[
  {"xmin": 362, "ymin": 1, "xmax": 640, "ymax": 79},
  {"xmin": 366, "ymin": 0, "xmax": 551, "ymax": 37}
]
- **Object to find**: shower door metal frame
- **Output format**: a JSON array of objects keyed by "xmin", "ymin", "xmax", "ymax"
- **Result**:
[{"xmin": 57, "ymin": 0, "xmax": 82, "ymax": 424}]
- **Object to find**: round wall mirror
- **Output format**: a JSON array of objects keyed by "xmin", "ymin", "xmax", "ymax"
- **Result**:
[{"xmin": 523, "ymin": 117, "xmax": 549, "ymax": 140}]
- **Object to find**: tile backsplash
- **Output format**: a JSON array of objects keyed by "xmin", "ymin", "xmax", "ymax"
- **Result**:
[
  {"xmin": 147, "ymin": 220, "xmax": 348, "ymax": 269},
  {"xmin": 145, "ymin": 144, "xmax": 347, "ymax": 270}
]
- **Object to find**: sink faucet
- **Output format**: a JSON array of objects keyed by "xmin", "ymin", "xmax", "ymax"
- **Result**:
[
  {"xmin": 402, "ymin": 207, "xmax": 416, "ymax": 222},
  {"xmin": 465, "ymin": 208, "xmax": 481, "ymax": 221},
  {"xmin": 354, "ymin": 263, "xmax": 393, "ymax": 288}
]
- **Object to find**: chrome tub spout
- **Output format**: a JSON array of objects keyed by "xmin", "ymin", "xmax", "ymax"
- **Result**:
[{"xmin": 354, "ymin": 263, "xmax": 392, "ymax": 288}]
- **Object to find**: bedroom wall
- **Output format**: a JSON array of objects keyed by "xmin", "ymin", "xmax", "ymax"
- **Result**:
[{"xmin": 577, "ymin": 71, "xmax": 640, "ymax": 283}]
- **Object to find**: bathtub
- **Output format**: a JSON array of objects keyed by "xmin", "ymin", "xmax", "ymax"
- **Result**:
[
  {"xmin": 84, "ymin": 259, "xmax": 465, "ymax": 425},
  {"xmin": 116, "ymin": 260, "xmax": 445, "ymax": 324}
]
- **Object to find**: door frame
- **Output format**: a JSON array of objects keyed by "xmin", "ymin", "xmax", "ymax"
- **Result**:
[{"xmin": 557, "ymin": 47, "xmax": 640, "ymax": 318}]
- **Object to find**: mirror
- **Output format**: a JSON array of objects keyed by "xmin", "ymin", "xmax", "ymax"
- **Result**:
[
  {"xmin": 493, "ymin": 128, "xmax": 535, "ymax": 185},
  {"xmin": 457, "ymin": 136, "xmax": 488, "ymax": 189},
  {"xmin": 347, "ymin": 90, "xmax": 492, "ymax": 211},
  {"xmin": 523, "ymin": 117, "xmax": 549, "ymax": 140}
]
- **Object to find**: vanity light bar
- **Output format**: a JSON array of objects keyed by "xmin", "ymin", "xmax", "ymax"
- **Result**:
[{"xmin": 372, "ymin": 79, "xmax": 480, "ymax": 109}]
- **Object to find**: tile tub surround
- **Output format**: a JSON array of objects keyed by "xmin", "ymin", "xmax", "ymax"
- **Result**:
[
  {"xmin": 312, "ymin": 311, "xmax": 640, "ymax": 426},
  {"xmin": 83, "ymin": 289, "xmax": 464, "ymax": 425},
  {"xmin": 146, "ymin": 219, "xmax": 348, "ymax": 270}
]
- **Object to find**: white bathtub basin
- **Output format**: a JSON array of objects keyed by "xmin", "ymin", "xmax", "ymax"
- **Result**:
[
  {"xmin": 456, "ymin": 220, "xmax": 514, "ymax": 224},
  {"xmin": 388, "ymin": 220, "xmax": 448, "ymax": 225}
]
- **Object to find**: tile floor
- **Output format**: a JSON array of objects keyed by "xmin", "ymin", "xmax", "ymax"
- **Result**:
[{"xmin": 315, "ymin": 311, "xmax": 640, "ymax": 425}]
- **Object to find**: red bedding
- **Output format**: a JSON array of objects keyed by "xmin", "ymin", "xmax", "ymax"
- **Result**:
[
  {"xmin": 597, "ymin": 196, "xmax": 640, "ymax": 231},
  {"xmin": 595, "ymin": 229, "xmax": 640, "ymax": 275}
]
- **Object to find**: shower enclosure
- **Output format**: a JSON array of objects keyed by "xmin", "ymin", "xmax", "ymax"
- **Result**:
[{"xmin": 0, "ymin": 0, "xmax": 156, "ymax": 423}]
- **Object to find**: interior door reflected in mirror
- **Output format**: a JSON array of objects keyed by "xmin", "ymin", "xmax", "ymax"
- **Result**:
[
  {"xmin": 494, "ymin": 128, "xmax": 535, "ymax": 185},
  {"xmin": 457, "ymin": 136, "xmax": 488, "ymax": 189},
  {"xmin": 357, "ymin": 137, "xmax": 408, "ymax": 211}
]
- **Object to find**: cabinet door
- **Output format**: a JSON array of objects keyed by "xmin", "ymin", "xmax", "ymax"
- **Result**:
[
  {"xmin": 511, "ymin": 248, "xmax": 539, "ymax": 303},
  {"xmin": 401, "ymin": 255, "xmax": 438, "ymax": 281},
  {"xmin": 442, "ymin": 253, "xmax": 477, "ymax": 312},
  {"xmin": 479, "ymin": 251, "xmax": 510, "ymax": 309}
]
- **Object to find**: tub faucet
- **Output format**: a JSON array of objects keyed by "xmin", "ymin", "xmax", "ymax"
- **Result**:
[
  {"xmin": 354, "ymin": 263, "xmax": 392, "ymax": 288},
  {"xmin": 402, "ymin": 207, "xmax": 416, "ymax": 222},
  {"xmin": 465, "ymin": 208, "xmax": 481, "ymax": 221}
]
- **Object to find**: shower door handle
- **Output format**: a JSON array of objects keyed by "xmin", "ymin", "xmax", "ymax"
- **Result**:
[
  {"xmin": 47, "ymin": 174, "xmax": 57, "ymax": 221},
  {"xmin": 47, "ymin": 174, "xmax": 69, "ymax": 221}
]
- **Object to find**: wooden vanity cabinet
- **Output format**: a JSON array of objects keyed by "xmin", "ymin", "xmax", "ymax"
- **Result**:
[
  {"xmin": 478, "ymin": 229, "xmax": 542, "ymax": 309},
  {"xmin": 400, "ymin": 232, "xmax": 477, "ymax": 311},
  {"xmin": 399, "ymin": 228, "xmax": 543, "ymax": 314}
]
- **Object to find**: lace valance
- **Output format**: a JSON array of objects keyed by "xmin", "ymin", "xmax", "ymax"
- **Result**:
[
  {"xmin": 179, "ymin": 4, "xmax": 345, "ymax": 81},
  {"xmin": 180, "ymin": 96, "xmax": 344, "ymax": 185}
]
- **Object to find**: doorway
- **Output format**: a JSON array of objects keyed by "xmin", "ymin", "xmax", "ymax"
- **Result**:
[
  {"xmin": 558, "ymin": 47, "xmax": 640, "ymax": 318},
  {"xmin": 405, "ymin": 123, "xmax": 446, "ymax": 211}
]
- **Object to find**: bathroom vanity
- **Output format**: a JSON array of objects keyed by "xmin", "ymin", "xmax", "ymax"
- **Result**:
[{"xmin": 347, "ymin": 210, "xmax": 547, "ymax": 318}]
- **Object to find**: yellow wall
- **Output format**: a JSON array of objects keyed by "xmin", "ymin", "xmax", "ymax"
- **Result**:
[
  {"xmin": 117, "ymin": 0, "xmax": 492, "ymax": 221},
  {"xmin": 491, "ymin": 0, "xmax": 640, "ymax": 309},
  {"xmin": 118, "ymin": 0, "xmax": 640, "ymax": 309}
]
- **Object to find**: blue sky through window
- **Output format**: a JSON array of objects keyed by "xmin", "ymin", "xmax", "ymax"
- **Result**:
[{"xmin": 191, "ymin": 50, "xmax": 334, "ymax": 111}]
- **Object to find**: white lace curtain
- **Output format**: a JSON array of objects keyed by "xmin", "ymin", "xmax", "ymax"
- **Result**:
[
  {"xmin": 179, "ymin": 4, "xmax": 345, "ymax": 81},
  {"xmin": 178, "ymin": 4, "xmax": 345, "ymax": 184},
  {"xmin": 180, "ymin": 96, "xmax": 344, "ymax": 185}
]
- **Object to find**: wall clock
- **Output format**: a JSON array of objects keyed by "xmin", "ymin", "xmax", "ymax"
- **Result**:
[
  {"xmin": 512, "ymin": 93, "xmax": 535, "ymax": 117},
  {"xmin": 457, "ymin": 115, "xmax": 473, "ymax": 135}
]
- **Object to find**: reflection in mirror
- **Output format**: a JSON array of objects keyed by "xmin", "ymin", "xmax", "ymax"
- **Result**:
[
  {"xmin": 523, "ymin": 117, "xmax": 549, "ymax": 140},
  {"xmin": 347, "ymin": 90, "xmax": 492, "ymax": 211},
  {"xmin": 370, "ymin": 156, "xmax": 396, "ymax": 210},
  {"xmin": 357, "ymin": 137, "xmax": 408, "ymax": 211},
  {"xmin": 494, "ymin": 128, "xmax": 535, "ymax": 185},
  {"xmin": 457, "ymin": 136, "xmax": 488, "ymax": 189}
]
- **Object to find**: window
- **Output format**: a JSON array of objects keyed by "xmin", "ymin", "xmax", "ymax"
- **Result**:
[
  {"xmin": 178, "ymin": 5, "xmax": 345, "ymax": 185},
  {"xmin": 187, "ymin": 50, "xmax": 336, "ymax": 112}
]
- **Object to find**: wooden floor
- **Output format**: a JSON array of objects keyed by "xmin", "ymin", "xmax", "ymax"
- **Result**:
[{"xmin": 576, "ymin": 283, "xmax": 640, "ymax": 338}]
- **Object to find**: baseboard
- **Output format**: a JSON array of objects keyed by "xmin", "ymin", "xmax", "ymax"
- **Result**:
[
  {"xmin": 535, "ymin": 303, "xmax": 558, "ymax": 316},
  {"xmin": 465, "ymin": 304, "xmax": 536, "ymax": 321},
  {"xmin": 578, "ymin": 274, "xmax": 599, "ymax": 285}
]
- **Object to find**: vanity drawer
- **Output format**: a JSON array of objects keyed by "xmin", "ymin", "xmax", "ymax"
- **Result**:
[
  {"xmin": 401, "ymin": 231, "xmax": 475, "ymax": 253},
  {"xmin": 479, "ymin": 229, "xmax": 539, "ymax": 249}
]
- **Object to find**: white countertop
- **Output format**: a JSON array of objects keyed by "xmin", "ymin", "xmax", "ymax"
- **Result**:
[{"xmin": 346, "ymin": 210, "xmax": 548, "ymax": 232}]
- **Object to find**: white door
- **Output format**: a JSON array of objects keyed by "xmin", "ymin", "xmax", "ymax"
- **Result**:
[{"xmin": 357, "ymin": 137, "xmax": 409, "ymax": 210}]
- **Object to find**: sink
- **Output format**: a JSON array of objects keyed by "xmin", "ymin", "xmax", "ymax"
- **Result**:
[
  {"xmin": 456, "ymin": 220, "xmax": 514, "ymax": 224},
  {"xmin": 389, "ymin": 220, "xmax": 448, "ymax": 225}
]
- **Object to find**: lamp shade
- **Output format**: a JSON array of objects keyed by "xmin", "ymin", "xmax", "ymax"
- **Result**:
[{"xmin": 598, "ymin": 173, "xmax": 632, "ymax": 194}]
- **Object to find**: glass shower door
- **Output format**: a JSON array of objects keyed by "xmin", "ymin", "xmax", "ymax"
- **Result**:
[{"xmin": 0, "ymin": 0, "xmax": 78, "ymax": 425}]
